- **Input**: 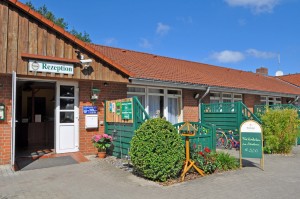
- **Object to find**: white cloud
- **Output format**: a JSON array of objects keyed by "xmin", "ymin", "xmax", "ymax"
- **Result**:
[
  {"xmin": 104, "ymin": 38, "xmax": 117, "ymax": 45},
  {"xmin": 156, "ymin": 22, "xmax": 170, "ymax": 36},
  {"xmin": 211, "ymin": 50, "xmax": 245, "ymax": 63},
  {"xmin": 139, "ymin": 38, "xmax": 152, "ymax": 49},
  {"xmin": 225, "ymin": 0, "xmax": 280, "ymax": 13},
  {"xmin": 246, "ymin": 49, "xmax": 277, "ymax": 59}
]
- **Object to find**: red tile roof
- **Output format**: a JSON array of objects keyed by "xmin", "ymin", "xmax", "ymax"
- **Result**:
[
  {"xmin": 90, "ymin": 44, "xmax": 300, "ymax": 95},
  {"xmin": 278, "ymin": 74, "xmax": 300, "ymax": 87},
  {"xmin": 7, "ymin": 0, "xmax": 133, "ymax": 77},
  {"xmin": 8, "ymin": 0, "xmax": 300, "ymax": 96}
]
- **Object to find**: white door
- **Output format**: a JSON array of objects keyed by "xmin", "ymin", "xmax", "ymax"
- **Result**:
[
  {"xmin": 55, "ymin": 81, "xmax": 79, "ymax": 153},
  {"xmin": 11, "ymin": 71, "xmax": 17, "ymax": 167}
]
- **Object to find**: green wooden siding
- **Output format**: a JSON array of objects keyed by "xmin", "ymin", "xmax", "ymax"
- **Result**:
[
  {"xmin": 173, "ymin": 122, "xmax": 216, "ymax": 151},
  {"xmin": 201, "ymin": 102, "xmax": 261, "ymax": 133},
  {"xmin": 105, "ymin": 97, "xmax": 150, "ymax": 158}
]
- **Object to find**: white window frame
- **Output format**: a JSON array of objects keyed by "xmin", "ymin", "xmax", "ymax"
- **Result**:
[
  {"xmin": 127, "ymin": 85, "xmax": 182, "ymax": 123},
  {"xmin": 261, "ymin": 96, "xmax": 281, "ymax": 105},
  {"xmin": 210, "ymin": 92, "xmax": 242, "ymax": 103}
]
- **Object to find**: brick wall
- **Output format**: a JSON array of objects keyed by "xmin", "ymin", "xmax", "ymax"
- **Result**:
[
  {"xmin": 243, "ymin": 94, "xmax": 261, "ymax": 112},
  {"xmin": 0, "ymin": 75, "xmax": 12, "ymax": 165},
  {"xmin": 182, "ymin": 89, "xmax": 207, "ymax": 122},
  {"xmin": 79, "ymin": 81, "xmax": 127, "ymax": 155}
]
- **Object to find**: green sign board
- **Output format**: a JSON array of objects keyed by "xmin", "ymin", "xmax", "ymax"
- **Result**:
[
  {"xmin": 240, "ymin": 120, "xmax": 264, "ymax": 170},
  {"xmin": 241, "ymin": 132, "xmax": 262, "ymax": 158},
  {"xmin": 121, "ymin": 101, "xmax": 133, "ymax": 120}
]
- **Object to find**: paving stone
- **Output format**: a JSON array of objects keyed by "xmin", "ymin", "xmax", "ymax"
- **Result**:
[{"xmin": 0, "ymin": 146, "xmax": 299, "ymax": 199}]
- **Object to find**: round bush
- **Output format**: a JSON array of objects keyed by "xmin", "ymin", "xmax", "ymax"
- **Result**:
[{"xmin": 130, "ymin": 118, "xmax": 185, "ymax": 182}]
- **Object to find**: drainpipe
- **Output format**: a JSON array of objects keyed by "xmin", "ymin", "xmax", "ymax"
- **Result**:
[{"xmin": 199, "ymin": 87, "xmax": 210, "ymax": 122}]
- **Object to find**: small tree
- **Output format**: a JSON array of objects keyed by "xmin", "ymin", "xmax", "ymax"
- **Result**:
[
  {"xmin": 261, "ymin": 108, "xmax": 299, "ymax": 154},
  {"xmin": 130, "ymin": 118, "xmax": 185, "ymax": 182},
  {"xmin": 25, "ymin": 1, "xmax": 91, "ymax": 43}
]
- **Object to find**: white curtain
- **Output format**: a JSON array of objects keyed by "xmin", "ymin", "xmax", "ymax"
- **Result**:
[
  {"xmin": 168, "ymin": 98, "xmax": 178, "ymax": 124},
  {"xmin": 149, "ymin": 95, "xmax": 161, "ymax": 118}
]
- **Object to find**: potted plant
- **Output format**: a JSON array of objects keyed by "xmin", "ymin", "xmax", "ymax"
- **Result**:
[{"xmin": 91, "ymin": 134, "xmax": 113, "ymax": 158}]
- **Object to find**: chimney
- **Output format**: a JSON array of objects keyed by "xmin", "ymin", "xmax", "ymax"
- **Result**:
[{"xmin": 256, "ymin": 67, "xmax": 268, "ymax": 76}]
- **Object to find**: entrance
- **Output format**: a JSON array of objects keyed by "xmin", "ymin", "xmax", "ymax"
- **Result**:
[
  {"xmin": 15, "ymin": 80, "xmax": 56, "ymax": 159},
  {"xmin": 13, "ymin": 78, "xmax": 79, "ymax": 167}
]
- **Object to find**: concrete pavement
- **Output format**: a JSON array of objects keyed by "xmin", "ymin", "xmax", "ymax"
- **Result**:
[{"xmin": 0, "ymin": 147, "xmax": 299, "ymax": 199}]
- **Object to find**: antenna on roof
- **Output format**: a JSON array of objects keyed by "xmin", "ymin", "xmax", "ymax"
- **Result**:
[{"xmin": 275, "ymin": 53, "xmax": 283, "ymax": 76}]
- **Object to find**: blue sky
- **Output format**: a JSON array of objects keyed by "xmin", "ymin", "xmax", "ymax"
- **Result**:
[{"xmin": 21, "ymin": 0, "xmax": 300, "ymax": 76}]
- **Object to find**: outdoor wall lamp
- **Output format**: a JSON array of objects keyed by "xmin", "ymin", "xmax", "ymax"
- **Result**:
[
  {"xmin": 194, "ymin": 93, "xmax": 200, "ymax": 99},
  {"xmin": 91, "ymin": 88, "xmax": 101, "ymax": 104}
]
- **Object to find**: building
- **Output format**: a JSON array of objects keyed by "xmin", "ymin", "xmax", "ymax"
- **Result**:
[
  {"xmin": 277, "ymin": 73, "xmax": 300, "ymax": 104},
  {"xmin": 1, "ymin": 0, "xmax": 300, "ymax": 166}
]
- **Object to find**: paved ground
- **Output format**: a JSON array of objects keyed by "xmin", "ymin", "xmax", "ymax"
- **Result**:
[{"xmin": 0, "ymin": 147, "xmax": 300, "ymax": 199}]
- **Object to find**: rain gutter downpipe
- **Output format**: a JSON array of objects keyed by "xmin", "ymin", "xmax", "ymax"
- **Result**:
[{"xmin": 199, "ymin": 87, "xmax": 210, "ymax": 123}]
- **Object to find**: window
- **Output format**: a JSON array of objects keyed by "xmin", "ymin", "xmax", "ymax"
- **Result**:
[
  {"xmin": 127, "ymin": 86, "xmax": 146, "ymax": 108},
  {"xmin": 127, "ymin": 86, "xmax": 182, "ymax": 124},
  {"xmin": 261, "ymin": 96, "xmax": 281, "ymax": 105},
  {"xmin": 210, "ymin": 92, "xmax": 242, "ymax": 103},
  {"xmin": 210, "ymin": 92, "xmax": 221, "ymax": 103}
]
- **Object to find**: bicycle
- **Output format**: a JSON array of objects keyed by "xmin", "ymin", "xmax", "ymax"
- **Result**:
[
  {"xmin": 216, "ymin": 129, "xmax": 229, "ymax": 149},
  {"xmin": 227, "ymin": 130, "xmax": 240, "ymax": 150}
]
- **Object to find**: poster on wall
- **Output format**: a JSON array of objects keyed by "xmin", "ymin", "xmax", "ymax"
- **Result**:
[{"xmin": 121, "ymin": 101, "xmax": 133, "ymax": 120}]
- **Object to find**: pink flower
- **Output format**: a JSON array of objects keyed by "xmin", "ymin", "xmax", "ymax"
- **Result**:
[
  {"xmin": 93, "ymin": 135, "xmax": 101, "ymax": 142},
  {"xmin": 103, "ymin": 134, "xmax": 108, "ymax": 138}
]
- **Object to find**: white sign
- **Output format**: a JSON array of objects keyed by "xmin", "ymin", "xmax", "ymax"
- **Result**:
[
  {"xmin": 29, "ymin": 60, "xmax": 74, "ymax": 75},
  {"xmin": 240, "ymin": 120, "xmax": 262, "ymax": 133}
]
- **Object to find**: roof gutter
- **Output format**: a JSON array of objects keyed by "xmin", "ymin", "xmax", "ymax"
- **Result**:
[{"xmin": 129, "ymin": 78, "xmax": 299, "ymax": 98}]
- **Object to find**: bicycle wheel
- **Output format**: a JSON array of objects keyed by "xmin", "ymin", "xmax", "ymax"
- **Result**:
[
  {"xmin": 227, "ymin": 140, "xmax": 233, "ymax": 149},
  {"xmin": 216, "ymin": 131, "xmax": 228, "ymax": 149}
]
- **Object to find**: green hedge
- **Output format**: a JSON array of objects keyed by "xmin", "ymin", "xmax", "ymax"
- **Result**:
[
  {"xmin": 262, "ymin": 108, "xmax": 299, "ymax": 154},
  {"xmin": 130, "ymin": 118, "xmax": 185, "ymax": 182}
]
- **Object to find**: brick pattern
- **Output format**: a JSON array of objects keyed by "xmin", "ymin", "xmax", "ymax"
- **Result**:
[
  {"xmin": 78, "ymin": 81, "xmax": 127, "ymax": 155},
  {"xmin": 182, "ymin": 89, "xmax": 207, "ymax": 122},
  {"xmin": 0, "ymin": 75, "xmax": 12, "ymax": 165},
  {"xmin": 243, "ymin": 94, "xmax": 261, "ymax": 112}
]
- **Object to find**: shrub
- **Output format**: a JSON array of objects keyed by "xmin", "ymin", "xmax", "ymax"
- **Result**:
[
  {"xmin": 261, "ymin": 109, "xmax": 299, "ymax": 154},
  {"xmin": 130, "ymin": 118, "xmax": 185, "ymax": 182},
  {"xmin": 215, "ymin": 152, "xmax": 239, "ymax": 171},
  {"xmin": 191, "ymin": 147, "xmax": 238, "ymax": 173}
]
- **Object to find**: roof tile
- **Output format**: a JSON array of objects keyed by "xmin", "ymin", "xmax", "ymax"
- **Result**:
[
  {"xmin": 278, "ymin": 74, "xmax": 300, "ymax": 87},
  {"xmin": 90, "ymin": 44, "xmax": 300, "ymax": 95}
]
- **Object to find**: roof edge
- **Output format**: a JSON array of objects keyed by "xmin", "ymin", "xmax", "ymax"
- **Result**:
[
  {"xmin": 6, "ymin": 0, "xmax": 134, "ymax": 77},
  {"xmin": 130, "ymin": 78, "xmax": 300, "ymax": 97}
]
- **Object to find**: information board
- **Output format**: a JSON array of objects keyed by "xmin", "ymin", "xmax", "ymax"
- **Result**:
[
  {"xmin": 241, "ymin": 132, "xmax": 262, "ymax": 158},
  {"xmin": 121, "ymin": 101, "xmax": 133, "ymax": 120},
  {"xmin": 83, "ymin": 106, "xmax": 98, "ymax": 114},
  {"xmin": 240, "ymin": 120, "xmax": 264, "ymax": 170}
]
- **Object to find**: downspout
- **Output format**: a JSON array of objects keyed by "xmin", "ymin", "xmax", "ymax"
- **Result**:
[{"xmin": 199, "ymin": 87, "xmax": 210, "ymax": 122}]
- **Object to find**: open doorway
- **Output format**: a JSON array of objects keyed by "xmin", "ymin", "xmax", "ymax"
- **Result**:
[{"xmin": 15, "ymin": 80, "xmax": 56, "ymax": 163}]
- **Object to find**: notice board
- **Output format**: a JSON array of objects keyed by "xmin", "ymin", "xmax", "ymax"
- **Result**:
[
  {"xmin": 240, "ymin": 120, "xmax": 264, "ymax": 170},
  {"xmin": 105, "ymin": 98, "xmax": 133, "ymax": 123}
]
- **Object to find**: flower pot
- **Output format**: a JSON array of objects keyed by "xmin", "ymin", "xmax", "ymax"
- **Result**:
[{"xmin": 97, "ymin": 151, "xmax": 106, "ymax": 158}]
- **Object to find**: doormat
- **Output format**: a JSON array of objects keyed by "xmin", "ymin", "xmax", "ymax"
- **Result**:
[{"xmin": 16, "ymin": 156, "xmax": 78, "ymax": 171}]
